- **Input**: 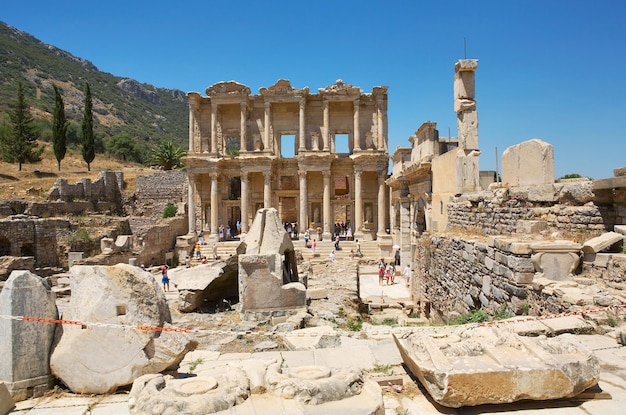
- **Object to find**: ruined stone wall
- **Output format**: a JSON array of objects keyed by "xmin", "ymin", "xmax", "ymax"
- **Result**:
[
  {"xmin": 446, "ymin": 181, "xmax": 609, "ymax": 237},
  {"xmin": 48, "ymin": 171, "xmax": 122, "ymax": 204},
  {"xmin": 0, "ymin": 216, "xmax": 71, "ymax": 269},
  {"xmin": 416, "ymin": 233, "xmax": 626, "ymax": 322},
  {"xmin": 135, "ymin": 216, "xmax": 187, "ymax": 267},
  {"xmin": 132, "ymin": 171, "xmax": 187, "ymax": 219}
]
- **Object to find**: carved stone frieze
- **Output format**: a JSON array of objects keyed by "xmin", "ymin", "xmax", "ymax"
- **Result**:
[
  {"xmin": 205, "ymin": 81, "xmax": 251, "ymax": 97},
  {"xmin": 318, "ymin": 79, "xmax": 362, "ymax": 96},
  {"xmin": 259, "ymin": 79, "xmax": 309, "ymax": 98}
]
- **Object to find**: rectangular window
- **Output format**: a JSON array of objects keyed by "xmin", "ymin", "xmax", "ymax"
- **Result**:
[
  {"xmin": 335, "ymin": 133, "xmax": 349, "ymax": 154},
  {"xmin": 226, "ymin": 137, "xmax": 240, "ymax": 155},
  {"xmin": 281, "ymin": 134, "xmax": 296, "ymax": 158}
]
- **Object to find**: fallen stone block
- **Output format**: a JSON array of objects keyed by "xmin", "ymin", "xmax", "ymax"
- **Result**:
[
  {"xmin": 582, "ymin": 232, "xmax": 623, "ymax": 256},
  {"xmin": 50, "ymin": 264, "xmax": 198, "ymax": 394},
  {"xmin": 394, "ymin": 325, "xmax": 599, "ymax": 408}
]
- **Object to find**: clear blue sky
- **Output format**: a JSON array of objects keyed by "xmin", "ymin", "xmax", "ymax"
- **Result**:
[{"xmin": 3, "ymin": 0, "xmax": 625, "ymax": 179}]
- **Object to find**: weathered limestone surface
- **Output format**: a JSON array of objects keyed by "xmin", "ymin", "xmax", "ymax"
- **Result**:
[
  {"xmin": 239, "ymin": 209, "xmax": 305, "ymax": 317},
  {"xmin": 128, "ymin": 360, "xmax": 382, "ymax": 415},
  {"xmin": 394, "ymin": 326, "xmax": 600, "ymax": 408},
  {"xmin": 582, "ymin": 231, "xmax": 623, "ymax": 255},
  {"xmin": 502, "ymin": 138, "xmax": 554, "ymax": 187},
  {"xmin": 447, "ymin": 180, "xmax": 605, "ymax": 236},
  {"xmin": 415, "ymin": 234, "xmax": 625, "ymax": 321},
  {"xmin": 50, "ymin": 264, "xmax": 197, "ymax": 394},
  {"xmin": 531, "ymin": 241, "xmax": 582, "ymax": 281},
  {"xmin": 0, "ymin": 271, "xmax": 57, "ymax": 401},
  {"xmin": 171, "ymin": 255, "xmax": 239, "ymax": 312}
]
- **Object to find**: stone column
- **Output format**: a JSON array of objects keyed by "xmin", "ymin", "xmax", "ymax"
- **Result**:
[
  {"xmin": 264, "ymin": 101, "xmax": 271, "ymax": 151},
  {"xmin": 322, "ymin": 170, "xmax": 332, "ymax": 239},
  {"xmin": 263, "ymin": 171, "xmax": 272, "ymax": 208},
  {"xmin": 377, "ymin": 171, "xmax": 386, "ymax": 236},
  {"xmin": 210, "ymin": 173, "xmax": 219, "ymax": 238},
  {"xmin": 353, "ymin": 98, "xmax": 360, "ymax": 151},
  {"xmin": 322, "ymin": 99, "xmax": 330, "ymax": 151},
  {"xmin": 298, "ymin": 170, "xmax": 308, "ymax": 234},
  {"xmin": 211, "ymin": 102, "xmax": 218, "ymax": 154},
  {"xmin": 298, "ymin": 97, "xmax": 306, "ymax": 152},
  {"xmin": 187, "ymin": 174, "xmax": 196, "ymax": 235},
  {"xmin": 240, "ymin": 172, "xmax": 249, "ymax": 234},
  {"xmin": 376, "ymin": 96, "xmax": 384, "ymax": 150},
  {"xmin": 188, "ymin": 104, "xmax": 194, "ymax": 152},
  {"xmin": 354, "ymin": 169, "xmax": 363, "ymax": 239},
  {"xmin": 240, "ymin": 101, "xmax": 247, "ymax": 152}
]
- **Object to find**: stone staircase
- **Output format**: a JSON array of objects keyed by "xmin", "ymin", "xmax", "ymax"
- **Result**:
[
  {"xmin": 193, "ymin": 238, "xmax": 381, "ymax": 263},
  {"xmin": 297, "ymin": 239, "xmax": 380, "ymax": 261}
]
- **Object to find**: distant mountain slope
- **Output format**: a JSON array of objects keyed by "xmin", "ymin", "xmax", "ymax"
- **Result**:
[{"xmin": 0, "ymin": 21, "xmax": 188, "ymax": 148}]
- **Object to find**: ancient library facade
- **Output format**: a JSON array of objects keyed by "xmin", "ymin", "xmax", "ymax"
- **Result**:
[{"xmin": 185, "ymin": 79, "xmax": 389, "ymax": 241}]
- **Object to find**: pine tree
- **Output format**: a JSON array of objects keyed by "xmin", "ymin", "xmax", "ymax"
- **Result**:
[
  {"xmin": 52, "ymin": 84, "xmax": 68, "ymax": 171},
  {"xmin": 2, "ymin": 82, "xmax": 42, "ymax": 171},
  {"xmin": 81, "ymin": 82, "xmax": 95, "ymax": 171}
]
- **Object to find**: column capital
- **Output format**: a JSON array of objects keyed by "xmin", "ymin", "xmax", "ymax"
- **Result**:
[
  {"xmin": 298, "ymin": 170, "xmax": 307, "ymax": 179},
  {"xmin": 322, "ymin": 99, "xmax": 329, "ymax": 108},
  {"xmin": 299, "ymin": 96, "xmax": 306, "ymax": 107},
  {"xmin": 322, "ymin": 170, "xmax": 331, "ymax": 179},
  {"xmin": 240, "ymin": 171, "xmax": 249, "ymax": 181},
  {"xmin": 354, "ymin": 169, "xmax": 363, "ymax": 178},
  {"xmin": 264, "ymin": 100, "xmax": 271, "ymax": 109},
  {"xmin": 210, "ymin": 172, "xmax": 219, "ymax": 180},
  {"xmin": 353, "ymin": 98, "xmax": 360, "ymax": 106}
]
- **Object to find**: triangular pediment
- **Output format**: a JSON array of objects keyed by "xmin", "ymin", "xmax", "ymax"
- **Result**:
[
  {"xmin": 259, "ymin": 79, "xmax": 309, "ymax": 96},
  {"xmin": 205, "ymin": 81, "xmax": 251, "ymax": 96}
]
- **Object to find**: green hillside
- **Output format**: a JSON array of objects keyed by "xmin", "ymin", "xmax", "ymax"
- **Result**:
[{"xmin": 0, "ymin": 21, "xmax": 188, "ymax": 158}]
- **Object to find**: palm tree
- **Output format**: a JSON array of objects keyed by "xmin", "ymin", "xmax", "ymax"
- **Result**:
[{"xmin": 149, "ymin": 140, "xmax": 186, "ymax": 170}]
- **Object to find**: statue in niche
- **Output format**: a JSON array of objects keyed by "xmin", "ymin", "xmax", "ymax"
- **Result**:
[
  {"xmin": 313, "ymin": 205, "xmax": 320, "ymax": 223},
  {"xmin": 253, "ymin": 135, "xmax": 263, "ymax": 151},
  {"xmin": 365, "ymin": 205, "xmax": 373, "ymax": 223},
  {"xmin": 311, "ymin": 133, "xmax": 319, "ymax": 151}
]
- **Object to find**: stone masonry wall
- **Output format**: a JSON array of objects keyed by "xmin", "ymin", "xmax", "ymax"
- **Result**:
[
  {"xmin": 132, "ymin": 171, "xmax": 187, "ymax": 219},
  {"xmin": 415, "ymin": 233, "xmax": 626, "ymax": 322},
  {"xmin": 0, "ymin": 216, "xmax": 71, "ymax": 270},
  {"xmin": 446, "ymin": 180, "xmax": 610, "ymax": 237}
]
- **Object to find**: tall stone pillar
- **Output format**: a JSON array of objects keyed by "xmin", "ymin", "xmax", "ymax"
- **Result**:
[
  {"xmin": 187, "ymin": 174, "xmax": 196, "ymax": 235},
  {"xmin": 376, "ymin": 96, "xmax": 384, "ymax": 150},
  {"xmin": 210, "ymin": 173, "xmax": 219, "ymax": 239},
  {"xmin": 264, "ymin": 101, "xmax": 271, "ymax": 151},
  {"xmin": 353, "ymin": 98, "xmax": 360, "ymax": 151},
  {"xmin": 298, "ymin": 97, "xmax": 306, "ymax": 152},
  {"xmin": 322, "ymin": 99, "xmax": 330, "ymax": 151},
  {"xmin": 454, "ymin": 59, "xmax": 479, "ymax": 150},
  {"xmin": 377, "ymin": 171, "xmax": 386, "ymax": 236},
  {"xmin": 322, "ymin": 170, "xmax": 332, "ymax": 239},
  {"xmin": 211, "ymin": 102, "xmax": 218, "ymax": 154},
  {"xmin": 240, "ymin": 101, "xmax": 247, "ymax": 152},
  {"xmin": 263, "ymin": 171, "xmax": 272, "ymax": 208},
  {"xmin": 298, "ymin": 170, "xmax": 308, "ymax": 234},
  {"xmin": 240, "ymin": 172, "xmax": 249, "ymax": 234},
  {"xmin": 354, "ymin": 169, "xmax": 363, "ymax": 239},
  {"xmin": 188, "ymin": 104, "xmax": 194, "ymax": 152}
]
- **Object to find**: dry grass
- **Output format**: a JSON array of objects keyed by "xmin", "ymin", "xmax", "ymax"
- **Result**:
[{"xmin": 0, "ymin": 142, "xmax": 157, "ymax": 200}]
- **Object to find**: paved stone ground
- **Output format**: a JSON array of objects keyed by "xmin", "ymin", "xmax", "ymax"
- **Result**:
[{"xmin": 8, "ymin": 257, "xmax": 626, "ymax": 414}]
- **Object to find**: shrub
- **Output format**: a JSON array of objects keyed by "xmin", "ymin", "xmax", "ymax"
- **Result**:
[
  {"xmin": 450, "ymin": 309, "xmax": 489, "ymax": 325},
  {"xmin": 163, "ymin": 203, "xmax": 177, "ymax": 218}
]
